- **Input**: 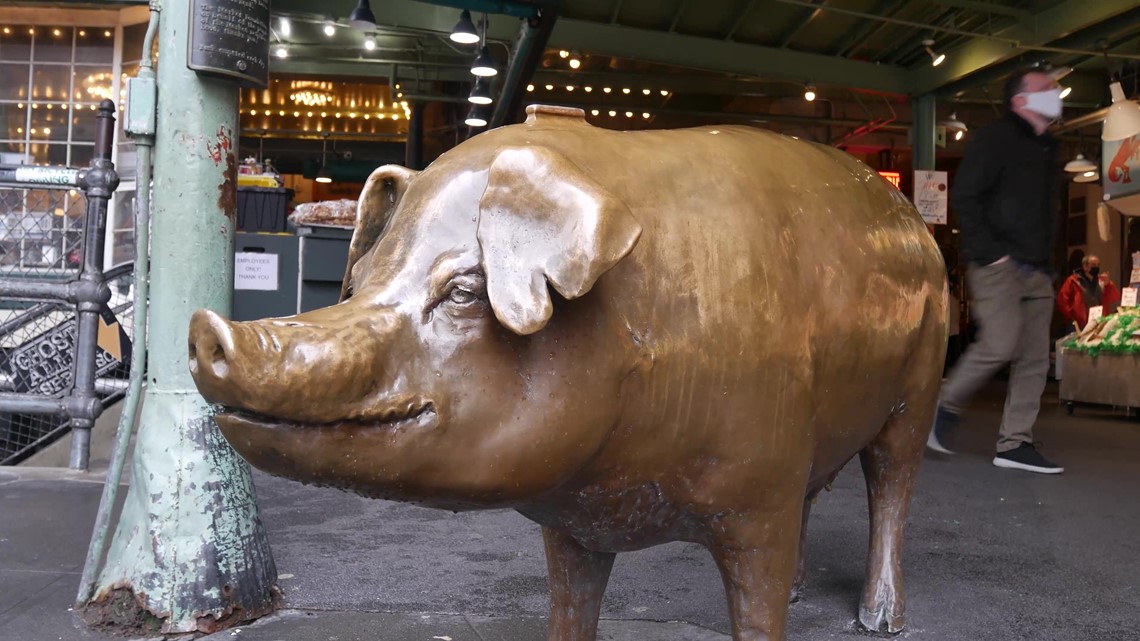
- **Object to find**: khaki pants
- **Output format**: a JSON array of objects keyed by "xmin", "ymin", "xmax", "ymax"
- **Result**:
[{"xmin": 940, "ymin": 260, "xmax": 1054, "ymax": 453}]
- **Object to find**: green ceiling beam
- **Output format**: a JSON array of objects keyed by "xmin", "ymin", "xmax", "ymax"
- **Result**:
[
  {"xmin": 910, "ymin": 0, "xmax": 1140, "ymax": 95},
  {"xmin": 272, "ymin": 0, "xmax": 910, "ymax": 94},
  {"xmin": 918, "ymin": 0, "xmax": 1030, "ymax": 19},
  {"xmin": 549, "ymin": 20, "xmax": 909, "ymax": 94}
]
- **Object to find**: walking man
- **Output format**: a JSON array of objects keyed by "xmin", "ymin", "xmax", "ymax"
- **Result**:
[{"xmin": 928, "ymin": 67, "xmax": 1065, "ymax": 474}]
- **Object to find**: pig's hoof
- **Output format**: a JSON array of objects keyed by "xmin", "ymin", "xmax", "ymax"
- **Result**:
[{"xmin": 858, "ymin": 604, "xmax": 905, "ymax": 635}]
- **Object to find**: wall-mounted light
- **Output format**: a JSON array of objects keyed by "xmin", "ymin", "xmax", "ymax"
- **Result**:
[
  {"xmin": 923, "ymin": 39, "xmax": 945, "ymax": 66},
  {"xmin": 804, "ymin": 83, "xmax": 817, "ymax": 102},
  {"xmin": 449, "ymin": 10, "xmax": 479, "ymax": 44},
  {"xmin": 348, "ymin": 0, "xmax": 376, "ymax": 31}
]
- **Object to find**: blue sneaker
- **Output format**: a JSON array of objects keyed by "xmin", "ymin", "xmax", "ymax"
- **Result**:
[{"xmin": 926, "ymin": 407, "xmax": 959, "ymax": 455}]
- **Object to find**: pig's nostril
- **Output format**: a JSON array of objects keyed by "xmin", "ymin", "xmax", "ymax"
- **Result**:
[{"xmin": 209, "ymin": 342, "xmax": 228, "ymax": 379}]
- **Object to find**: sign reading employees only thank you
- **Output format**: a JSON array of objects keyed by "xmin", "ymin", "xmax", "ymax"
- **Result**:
[
  {"xmin": 914, "ymin": 170, "xmax": 949, "ymax": 225},
  {"xmin": 235, "ymin": 252, "xmax": 279, "ymax": 291}
]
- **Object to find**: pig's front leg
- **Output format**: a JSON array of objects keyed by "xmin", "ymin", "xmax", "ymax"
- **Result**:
[
  {"xmin": 709, "ymin": 498, "xmax": 802, "ymax": 641},
  {"xmin": 542, "ymin": 526, "xmax": 616, "ymax": 641}
]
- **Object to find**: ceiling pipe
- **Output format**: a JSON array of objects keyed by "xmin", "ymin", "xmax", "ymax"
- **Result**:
[
  {"xmin": 490, "ymin": 7, "xmax": 557, "ymax": 128},
  {"xmin": 771, "ymin": 0, "xmax": 1140, "ymax": 61}
]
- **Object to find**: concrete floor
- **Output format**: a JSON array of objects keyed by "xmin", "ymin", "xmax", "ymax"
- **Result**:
[{"xmin": 1, "ymin": 382, "xmax": 1137, "ymax": 641}]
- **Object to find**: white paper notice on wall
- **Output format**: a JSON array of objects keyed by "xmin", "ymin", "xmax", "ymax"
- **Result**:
[
  {"xmin": 914, "ymin": 170, "xmax": 949, "ymax": 225},
  {"xmin": 235, "ymin": 252, "xmax": 279, "ymax": 291},
  {"xmin": 1123, "ymin": 287, "xmax": 1138, "ymax": 308},
  {"xmin": 1130, "ymin": 267, "xmax": 1140, "ymax": 285}
]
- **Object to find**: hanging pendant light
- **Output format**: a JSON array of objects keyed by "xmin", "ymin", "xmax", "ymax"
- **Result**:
[
  {"xmin": 470, "ymin": 13, "xmax": 497, "ymax": 77},
  {"xmin": 316, "ymin": 134, "xmax": 333, "ymax": 183},
  {"xmin": 1103, "ymin": 81, "xmax": 1140, "ymax": 142},
  {"xmin": 1064, "ymin": 153, "xmax": 1097, "ymax": 173},
  {"xmin": 348, "ymin": 0, "xmax": 376, "ymax": 31},
  {"xmin": 465, "ymin": 104, "xmax": 490, "ymax": 128},
  {"xmin": 471, "ymin": 45, "xmax": 497, "ymax": 77},
  {"xmin": 1074, "ymin": 170, "xmax": 1100, "ymax": 184},
  {"xmin": 450, "ymin": 10, "xmax": 479, "ymax": 44},
  {"xmin": 468, "ymin": 77, "xmax": 493, "ymax": 105}
]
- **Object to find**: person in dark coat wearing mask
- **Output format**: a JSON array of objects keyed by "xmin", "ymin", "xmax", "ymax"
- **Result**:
[{"xmin": 927, "ymin": 67, "xmax": 1065, "ymax": 474}]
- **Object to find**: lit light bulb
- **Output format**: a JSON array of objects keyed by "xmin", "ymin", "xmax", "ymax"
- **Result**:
[
  {"xmin": 52, "ymin": 28, "xmax": 61, "ymax": 37},
  {"xmin": 954, "ymin": 130, "xmax": 964, "ymax": 141},
  {"xmin": 584, "ymin": 86, "xmax": 592, "ymax": 93},
  {"xmin": 625, "ymin": 111, "xmax": 633, "ymax": 117},
  {"xmin": 559, "ymin": 50, "xmax": 569, "ymax": 59},
  {"xmin": 364, "ymin": 34, "xmax": 376, "ymax": 50},
  {"xmin": 251, "ymin": 109, "xmax": 258, "ymax": 116},
  {"xmin": 603, "ymin": 87, "xmax": 612, "ymax": 94},
  {"xmin": 569, "ymin": 57, "xmax": 581, "ymax": 70},
  {"xmin": 622, "ymin": 88, "xmax": 631, "ymax": 94},
  {"xmin": 324, "ymin": 22, "xmax": 336, "ymax": 37},
  {"xmin": 1083, "ymin": 170, "xmax": 1096, "ymax": 178},
  {"xmin": 608, "ymin": 110, "xmax": 616, "ymax": 117},
  {"xmin": 279, "ymin": 18, "xmax": 291, "ymax": 37},
  {"xmin": 591, "ymin": 109, "xmax": 599, "ymax": 116},
  {"xmin": 545, "ymin": 84, "xmax": 554, "ymax": 91},
  {"xmin": 526, "ymin": 84, "xmax": 534, "ymax": 92},
  {"xmin": 566, "ymin": 85, "xmax": 574, "ymax": 91},
  {"xmin": 643, "ymin": 112, "xmax": 650, "ymax": 119},
  {"xmin": 103, "ymin": 30, "xmax": 111, "ymax": 37},
  {"xmin": 661, "ymin": 90, "xmax": 668, "ymax": 96},
  {"xmin": 804, "ymin": 84, "xmax": 817, "ymax": 102},
  {"xmin": 642, "ymin": 89, "xmax": 650, "ymax": 95},
  {"xmin": 274, "ymin": 45, "xmax": 288, "ymax": 58},
  {"xmin": 1059, "ymin": 86, "xmax": 1072, "ymax": 100}
]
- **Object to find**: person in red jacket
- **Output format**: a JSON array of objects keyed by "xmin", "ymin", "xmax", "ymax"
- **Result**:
[{"xmin": 1058, "ymin": 255, "xmax": 1120, "ymax": 329}]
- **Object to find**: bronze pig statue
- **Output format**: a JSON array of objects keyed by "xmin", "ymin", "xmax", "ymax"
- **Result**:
[{"xmin": 189, "ymin": 105, "xmax": 946, "ymax": 641}]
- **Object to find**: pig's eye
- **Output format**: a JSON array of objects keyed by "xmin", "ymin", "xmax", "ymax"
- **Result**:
[{"xmin": 448, "ymin": 287, "xmax": 478, "ymax": 306}]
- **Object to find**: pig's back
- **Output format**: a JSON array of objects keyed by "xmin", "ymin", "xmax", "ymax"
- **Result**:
[{"xmin": 469, "ymin": 115, "xmax": 945, "ymax": 460}]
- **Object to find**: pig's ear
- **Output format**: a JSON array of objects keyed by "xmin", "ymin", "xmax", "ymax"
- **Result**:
[
  {"xmin": 477, "ymin": 146, "xmax": 641, "ymax": 335},
  {"xmin": 340, "ymin": 165, "xmax": 419, "ymax": 301}
]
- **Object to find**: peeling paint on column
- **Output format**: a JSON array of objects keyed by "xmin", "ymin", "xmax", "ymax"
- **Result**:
[{"xmin": 86, "ymin": 392, "xmax": 278, "ymax": 634}]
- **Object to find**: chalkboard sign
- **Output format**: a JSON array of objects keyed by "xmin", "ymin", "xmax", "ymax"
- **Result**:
[
  {"xmin": 188, "ymin": 0, "xmax": 270, "ymax": 87},
  {"xmin": 0, "ymin": 308, "xmax": 131, "ymax": 397}
]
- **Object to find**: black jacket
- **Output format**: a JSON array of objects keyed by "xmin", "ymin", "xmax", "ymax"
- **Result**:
[{"xmin": 950, "ymin": 111, "xmax": 1059, "ymax": 269}]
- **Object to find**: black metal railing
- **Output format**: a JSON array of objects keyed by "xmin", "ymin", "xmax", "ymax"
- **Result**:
[{"xmin": 0, "ymin": 100, "xmax": 123, "ymax": 469}]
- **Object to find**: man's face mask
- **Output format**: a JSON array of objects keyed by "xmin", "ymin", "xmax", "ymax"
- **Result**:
[
  {"xmin": 1090, "ymin": 266, "xmax": 1101, "ymax": 279},
  {"xmin": 1021, "ymin": 88, "xmax": 1063, "ymax": 120}
]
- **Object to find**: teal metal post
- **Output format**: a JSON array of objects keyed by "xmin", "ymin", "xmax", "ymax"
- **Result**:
[
  {"xmin": 83, "ymin": 0, "xmax": 278, "ymax": 634},
  {"xmin": 913, "ymin": 94, "xmax": 937, "ymax": 171}
]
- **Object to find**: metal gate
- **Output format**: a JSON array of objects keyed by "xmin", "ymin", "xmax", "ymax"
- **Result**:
[{"xmin": 0, "ymin": 100, "xmax": 124, "ymax": 469}]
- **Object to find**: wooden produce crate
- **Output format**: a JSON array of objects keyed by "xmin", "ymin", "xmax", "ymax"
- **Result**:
[{"xmin": 1058, "ymin": 348, "xmax": 1140, "ymax": 414}]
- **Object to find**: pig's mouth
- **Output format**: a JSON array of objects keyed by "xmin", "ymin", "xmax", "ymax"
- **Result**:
[{"xmin": 216, "ymin": 400, "xmax": 437, "ymax": 431}]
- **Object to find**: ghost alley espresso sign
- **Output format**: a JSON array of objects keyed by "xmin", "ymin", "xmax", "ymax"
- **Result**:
[{"xmin": 0, "ymin": 309, "xmax": 131, "ymax": 396}]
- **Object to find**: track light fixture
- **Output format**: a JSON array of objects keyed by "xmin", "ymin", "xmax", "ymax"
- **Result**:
[
  {"xmin": 923, "ymin": 39, "xmax": 945, "ymax": 67},
  {"xmin": 942, "ymin": 113, "xmax": 967, "ymax": 141},
  {"xmin": 450, "ymin": 10, "xmax": 479, "ymax": 44}
]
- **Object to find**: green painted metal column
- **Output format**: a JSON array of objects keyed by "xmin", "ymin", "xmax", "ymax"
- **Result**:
[
  {"xmin": 913, "ymin": 94, "xmax": 937, "ymax": 171},
  {"xmin": 83, "ymin": 0, "xmax": 277, "ymax": 634}
]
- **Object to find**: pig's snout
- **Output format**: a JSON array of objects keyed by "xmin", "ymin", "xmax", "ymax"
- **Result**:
[{"xmin": 189, "ymin": 309, "xmax": 239, "ymax": 404}]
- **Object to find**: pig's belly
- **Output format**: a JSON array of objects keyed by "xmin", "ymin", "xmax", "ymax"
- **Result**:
[{"xmin": 519, "ymin": 482, "xmax": 709, "ymax": 553}]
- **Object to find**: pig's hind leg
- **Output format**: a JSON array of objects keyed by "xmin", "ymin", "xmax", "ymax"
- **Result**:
[
  {"xmin": 856, "ymin": 320, "xmax": 941, "ymax": 633},
  {"xmin": 542, "ymin": 526, "xmax": 616, "ymax": 641}
]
